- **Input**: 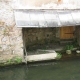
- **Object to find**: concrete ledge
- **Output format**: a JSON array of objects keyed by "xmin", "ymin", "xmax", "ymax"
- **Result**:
[{"xmin": 27, "ymin": 52, "xmax": 57, "ymax": 62}]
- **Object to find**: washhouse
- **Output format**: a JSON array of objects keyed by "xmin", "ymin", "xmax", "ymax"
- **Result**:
[
  {"xmin": 1, "ymin": 0, "xmax": 80, "ymax": 65},
  {"xmin": 14, "ymin": 9, "xmax": 80, "ymax": 63}
]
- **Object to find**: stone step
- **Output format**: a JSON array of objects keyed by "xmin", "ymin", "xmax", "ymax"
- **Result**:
[{"xmin": 60, "ymin": 40, "xmax": 73, "ymax": 44}]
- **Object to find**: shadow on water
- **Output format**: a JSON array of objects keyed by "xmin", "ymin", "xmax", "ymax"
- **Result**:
[
  {"xmin": 0, "ymin": 58, "xmax": 80, "ymax": 80},
  {"xmin": 27, "ymin": 58, "xmax": 80, "ymax": 80},
  {"xmin": 0, "ymin": 65, "xmax": 28, "ymax": 80}
]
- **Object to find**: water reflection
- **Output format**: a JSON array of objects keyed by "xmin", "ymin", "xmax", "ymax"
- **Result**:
[
  {"xmin": 0, "ymin": 59, "xmax": 80, "ymax": 80},
  {"xmin": 27, "ymin": 59, "xmax": 80, "ymax": 80},
  {"xmin": 0, "ymin": 65, "xmax": 28, "ymax": 80}
]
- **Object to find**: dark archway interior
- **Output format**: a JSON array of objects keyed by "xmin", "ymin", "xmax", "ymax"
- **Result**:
[{"xmin": 22, "ymin": 27, "xmax": 78, "ymax": 55}]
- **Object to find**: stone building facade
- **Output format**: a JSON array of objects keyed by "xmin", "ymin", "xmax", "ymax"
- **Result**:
[
  {"xmin": 0, "ymin": 1, "xmax": 23, "ymax": 65},
  {"xmin": 0, "ymin": 0, "xmax": 80, "ymax": 65}
]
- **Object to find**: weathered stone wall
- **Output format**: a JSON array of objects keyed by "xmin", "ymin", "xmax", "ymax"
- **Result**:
[
  {"xmin": 0, "ymin": 0, "xmax": 80, "ymax": 65},
  {"xmin": 23, "ymin": 28, "xmax": 59, "ymax": 50},
  {"xmin": 75, "ymin": 26, "xmax": 80, "ymax": 46},
  {"xmin": 0, "ymin": 1, "xmax": 23, "ymax": 64}
]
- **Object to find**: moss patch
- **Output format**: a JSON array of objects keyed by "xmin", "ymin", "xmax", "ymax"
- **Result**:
[
  {"xmin": 56, "ymin": 53, "xmax": 62, "ymax": 60},
  {"xmin": 0, "ymin": 56, "xmax": 22, "ymax": 67}
]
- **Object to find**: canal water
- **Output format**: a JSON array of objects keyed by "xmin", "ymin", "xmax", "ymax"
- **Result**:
[{"xmin": 0, "ymin": 58, "xmax": 80, "ymax": 80}]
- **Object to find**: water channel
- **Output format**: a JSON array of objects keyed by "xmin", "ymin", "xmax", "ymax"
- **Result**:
[{"xmin": 0, "ymin": 58, "xmax": 80, "ymax": 80}]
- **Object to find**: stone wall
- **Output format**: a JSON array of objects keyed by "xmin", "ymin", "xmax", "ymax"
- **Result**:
[
  {"xmin": 75, "ymin": 26, "xmax": 80, "ymax": 46},
  {"xmin": 0, "ymin": 0, "xmax": 80, "ymax": 65},
  {"xmin": 0, "ymin": 1, "xmax": 23, "ymax": 65},
  {"xmin": 23, "ymin": 28, "xmax": 60, "ymax": 50}
]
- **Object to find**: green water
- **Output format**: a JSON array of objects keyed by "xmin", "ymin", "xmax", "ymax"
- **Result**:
[{"xmin": 0, "ymin": 59, "xmax": 80, "ymax": 80}]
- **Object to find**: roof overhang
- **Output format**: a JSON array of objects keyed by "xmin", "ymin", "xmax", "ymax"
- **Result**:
[{"xmin": 14, "ymin": 9, "xmax": 80, "ymax": 27}]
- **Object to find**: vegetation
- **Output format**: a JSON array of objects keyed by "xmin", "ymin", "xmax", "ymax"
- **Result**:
[
  {"xmin": 0, "ymin": 57, "xmax": 22, "ymax": 67},
  {"xmin": 14, "ymin": 57, "xmax": 22, "ymax": 63},
  {"xmin": 65, "ymin": 45, "xmax": 73, "ymax": 50},
  {"xmin": 56, "ymin": 52, "xmax": 62, "ymax": 60},
  {"xmin": 7, "ymin": 57, "xmax": 22, "ymax": 65}
]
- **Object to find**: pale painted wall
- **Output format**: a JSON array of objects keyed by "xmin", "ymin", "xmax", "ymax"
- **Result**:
[{"xmin": 8, "ymin": 0, "xmax": 80, "ymax": 9}]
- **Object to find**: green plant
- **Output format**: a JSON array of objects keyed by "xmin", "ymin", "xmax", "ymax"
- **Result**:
[
  {"xmin": 65, "ymin": 45, "xmax": 73, "ymax": 50},
  {"xmin": 14, "ymin": 57, "xmax": 22, "ymax": 63},
  {"xmin": 56, "ymin": 52, "xmax": 62, "ymax": 60},
  {"xmin": 73, "ymin": 38, "xmax": 79, "ymax": 47},
  {"xmin": 7, "ymin": 57, "xmax": 22, "ymax": 64},
  {"xmin": 7, "ymin": 59, "xmax": 12, "ymax": 64},
  {"xmin": 3, "ymin": 28, "xmax": 9, "ymax": 36},
  {"xmin": 0, "ymin": 46, "xmax": 2, "ymax": 49},
  {"xmin": 3, "ymin": 29, "xmax": 7, "ymax": 35}
]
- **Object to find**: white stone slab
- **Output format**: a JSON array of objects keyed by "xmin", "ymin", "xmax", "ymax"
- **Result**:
[{"xmin": 27, "ymin": 52, "xmax": 57, "ymax": 62}]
